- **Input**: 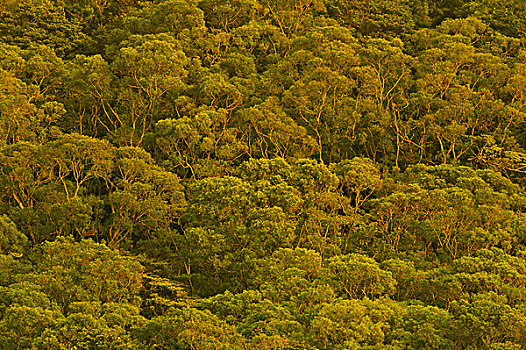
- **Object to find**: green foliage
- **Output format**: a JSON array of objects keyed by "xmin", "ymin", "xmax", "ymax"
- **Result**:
[
  {"xmin": 327, "ymin": 253, "xmax": 396, "ymax": 299},
  {"xmin": 0, "ymin": 239, "xmax": 146, "ymax": 349},
  {"xmin": 28, "ymin": 238, "xmax": 144, "ymax": 308},
  {"xmin": 136, "ymin": 307, "xmax": 247, "ymax": 349},
  {"xmin": 0, "ymin": 215, "xmax": 27, "ymax": 256},
  {"xmin": 2, "ymin": 1, "xmax": 526, "ymax": 349},
  {"xmin": 309, "ymin": 298, "xmax": 401, "ymax": 349}
]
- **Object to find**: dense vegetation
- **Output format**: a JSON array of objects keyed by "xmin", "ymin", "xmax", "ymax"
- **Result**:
[{"xmin": 1, "ymin": 0, "xmax": 526, "ymax": 348}]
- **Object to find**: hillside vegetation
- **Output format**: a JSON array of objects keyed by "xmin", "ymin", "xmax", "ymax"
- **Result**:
[{"xmin": 1, "ymin": 0, "xmax": 526, "ymax": 348}]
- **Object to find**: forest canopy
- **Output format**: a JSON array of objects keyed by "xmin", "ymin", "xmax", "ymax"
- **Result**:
[{"xmin": 1, "ymin": 0, "xmax": 526, "ymax": 349}]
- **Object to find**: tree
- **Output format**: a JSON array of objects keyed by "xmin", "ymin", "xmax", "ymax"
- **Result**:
[
  {"xmin": 0, "ymin": 59, "xmax": 64, "ymax": 146},
  {"xmin": 309, "ymin": 298, "xmax": 400, "ymax": 349},
  {"xmin": 0, "ymin": 239, "xmax": 146, "ymax": 350},
  {"xmin": 181, "ymin": 174, "xmax": 297, "ymax": 295},
  {"xmin": 136, "ymin": 307, "xmax": 247, "ymax": 350},
  {"xmin": 0, "ymin": 0, "xmax": 87, "ymax": 58},
  {"xmin": 240, "ymin": 97, "xmax": 318, "ymax": 159},
  {"xmin": 326, "ymin": 253, "xmax": 396, "ymax": 299},
  {"xmin": 110, "ymin": 34, "xmax": 189, "ymax": 146},
  {"xmin": 325, "ymin": 0, "xmax": 422, "ymax": 38},
  {"xmin": 0, "ymin": 214, "xmax": 27, "ymax": 256},
  {"xmin": 106, "ymin": 147, "xmax": 185, "ymax": 249}
]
